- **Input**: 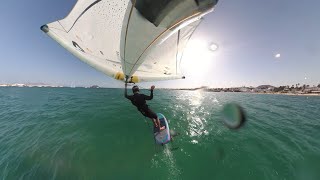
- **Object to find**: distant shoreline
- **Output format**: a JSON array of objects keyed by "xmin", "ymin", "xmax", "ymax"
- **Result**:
[
  {"xmin": 174, "ymin": 89, "xmax": 320, "ymax": 96},
  {"xmin": 251, "ymin": 92, "xmax": 320, "ymax": 96},
  {"xmin": 1, "ymin": 86, "xmax": 320, "ymax": 96},
  {"xmin": 167, "ymin": 89, "xmax": 320, "ymax": 96}
]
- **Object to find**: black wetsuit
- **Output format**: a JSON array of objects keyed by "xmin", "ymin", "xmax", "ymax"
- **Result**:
[{"xmin": 125, "ymin": 89, "xmax": 158, "ymax": 119}]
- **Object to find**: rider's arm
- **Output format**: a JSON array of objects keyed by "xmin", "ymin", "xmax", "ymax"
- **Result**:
[{"xmin": 144, "ymin": 86, "xmax": 154, "ymax": 100}]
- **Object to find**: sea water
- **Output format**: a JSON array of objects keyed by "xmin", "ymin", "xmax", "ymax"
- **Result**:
[{"xmin": 0, "ymin": 87, "xmax": 319, "ymax": 179}]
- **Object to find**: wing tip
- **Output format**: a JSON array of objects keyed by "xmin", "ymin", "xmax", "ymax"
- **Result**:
[{"xmin": 40, "ymin": 25, "xmax": 49, "ymax": 33}]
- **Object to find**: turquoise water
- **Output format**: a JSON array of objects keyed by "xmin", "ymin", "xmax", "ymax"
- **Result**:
[{"xmin": 0, "ymin": 87, "xmax": 320, "ymax": 179}]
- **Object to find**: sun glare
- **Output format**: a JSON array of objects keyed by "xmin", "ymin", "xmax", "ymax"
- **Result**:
[
  {"xmin": 181, "ymin": 39, "xmax": 215, "ymax": 77},
  {"xmin": 210, "ymin": 43, "xmax": 219, "ymax": 51}
]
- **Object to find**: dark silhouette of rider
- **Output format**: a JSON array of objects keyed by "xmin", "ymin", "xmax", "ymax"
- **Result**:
[{"xmin": 125, "ymin": 83, "xmax": 165, "ymax": 131}]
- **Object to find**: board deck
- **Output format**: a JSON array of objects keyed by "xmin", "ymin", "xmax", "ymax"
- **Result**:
[{"xmin": 153, "ymin": 113, "xmax": 171, "ymax": 144}]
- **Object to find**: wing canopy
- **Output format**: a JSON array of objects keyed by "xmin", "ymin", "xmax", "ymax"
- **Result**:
[{"xmin": 41, "ymin": 0, "xmax": 218, "ymax": 83}]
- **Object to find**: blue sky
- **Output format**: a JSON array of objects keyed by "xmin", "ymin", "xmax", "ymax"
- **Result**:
[{"xmin": 0, "ymin": 0, "xmax": 319, "ymax": 88}]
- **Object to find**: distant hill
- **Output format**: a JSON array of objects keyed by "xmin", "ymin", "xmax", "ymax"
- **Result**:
[
  {"xmin": 256, "ymin": 85, "xmax": 274, "ymax": 89},
  {"xmin": 90, "ymin": 85, "xmax": 100, "ymax": 88}
]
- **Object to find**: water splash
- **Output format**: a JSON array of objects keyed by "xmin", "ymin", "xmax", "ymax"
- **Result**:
[{"xmin": 163, "ymin": 146, "xmax": 181, "ymax": 180}]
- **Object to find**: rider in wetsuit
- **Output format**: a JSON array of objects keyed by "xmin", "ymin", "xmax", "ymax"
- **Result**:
[{"xmin": 125, "ymin": 83, "xmax": 165, "ymax": 132}]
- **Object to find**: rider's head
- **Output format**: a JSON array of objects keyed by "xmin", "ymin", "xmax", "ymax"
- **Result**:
[{"xmin": 132, "ymin": 85, "xmax": 139, "ymax": 93}]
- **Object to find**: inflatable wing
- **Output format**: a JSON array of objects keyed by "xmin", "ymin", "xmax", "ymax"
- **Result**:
[{"xmin": 41, "ymin": 0, "xmax": 218, "ymax": 83}]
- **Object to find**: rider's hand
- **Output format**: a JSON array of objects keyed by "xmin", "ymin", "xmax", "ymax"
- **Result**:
[{"xmin": 151, "ymin": 85, "xmax": 155, "ymax": 90}]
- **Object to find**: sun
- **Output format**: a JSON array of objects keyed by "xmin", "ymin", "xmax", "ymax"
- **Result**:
[
  {"xmin": 210, "ymin": 43, "xmax": 219, "ymax": 52},
  {"xmin": 181, "ymin": 39, "xmax": 215, "ymax": 76}
]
